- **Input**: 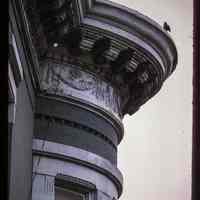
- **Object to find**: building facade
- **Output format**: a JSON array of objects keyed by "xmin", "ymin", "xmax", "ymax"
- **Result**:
[{"xmin": 8, "ymin": 0, "xmax": 177, "ymax": 200}]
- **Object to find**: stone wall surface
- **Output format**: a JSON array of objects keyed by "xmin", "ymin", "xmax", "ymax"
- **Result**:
[{"xmin": 9, "ymin": 81, "xmax": 34, "ymax": 200}]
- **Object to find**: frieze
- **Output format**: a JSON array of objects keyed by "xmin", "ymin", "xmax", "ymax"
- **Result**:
[
  {"xmin": 23, "ymin": 0, "xmax": 178, "ymax": 117},
  {"xmin": 40, "ymin": 59, "xmax": 122, "ymax": 119}
]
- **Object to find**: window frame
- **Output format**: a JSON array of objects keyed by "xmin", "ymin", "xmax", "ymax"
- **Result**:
[{"xmin": 55, "ymin": 174, "xmax": 97, "ymax": 200}]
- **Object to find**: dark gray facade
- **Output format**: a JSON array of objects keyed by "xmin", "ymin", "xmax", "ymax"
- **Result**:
[
  {"xmin": 8, "ymin": 0, "xmax": 177, "ymax": 200},
  {"xmin": 9, "ymin": 81, "xmax": 34, "ymax": 200}
]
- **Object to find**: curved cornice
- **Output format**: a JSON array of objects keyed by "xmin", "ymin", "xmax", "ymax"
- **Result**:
[
  {"xmin": 17, "ymin": 0, "xmax": 178, "ymax": 116},
  {"xmin": 79, "ymin": 0, "xmax": 177, "ymax": 78}
]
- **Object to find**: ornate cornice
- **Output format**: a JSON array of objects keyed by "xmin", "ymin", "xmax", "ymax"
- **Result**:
[
  {"xmin": 17, "ymin": 0, "xmax": 177, "ymax": 116},
  {"xmin": 80, "ymin": 0, "xmax": 177, "ymax": 76}
]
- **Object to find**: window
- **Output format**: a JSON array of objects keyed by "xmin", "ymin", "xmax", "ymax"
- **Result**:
[
  {"xmin": 55, "ymin": 174, "xmax": 96, "ymax": 200},
  {"xmin": 55, "ymin": 186, "xmax": 84, "ymax": 200}
]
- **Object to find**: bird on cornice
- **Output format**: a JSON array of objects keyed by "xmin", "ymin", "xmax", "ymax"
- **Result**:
[{"xmin": 163, "ymin": 22, "xmax": 171, "ymax": 32}]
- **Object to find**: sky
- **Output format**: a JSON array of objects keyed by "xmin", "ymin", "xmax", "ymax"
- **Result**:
[{"xmin": 110, "ymin": 1, "xmax": 193, "ymax": 200}]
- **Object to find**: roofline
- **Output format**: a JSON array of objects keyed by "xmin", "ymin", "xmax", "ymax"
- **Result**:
[{"xmin": 78, "ymin": 0, "xmax": 178, "ymax": 78}]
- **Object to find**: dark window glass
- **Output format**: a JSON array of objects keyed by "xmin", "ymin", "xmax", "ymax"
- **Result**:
[{"xmin": 55, "ymin": 186, "xmax": 84, "ymax": 200}]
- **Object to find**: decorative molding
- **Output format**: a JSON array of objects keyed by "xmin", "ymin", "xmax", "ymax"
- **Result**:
[
  {"xmin": 55, "ymin": 173, "xmax": 97, "ymax": 194},
  {"xmin": 17, "ymin": 0, "xmax": 177, "ymax": 116},
  {"xmin": 40, "ymin": 59, "xmax": 122, "ymax": 119},
  {"xmin": 9, "ymin": 1, "xmax": 37, "ymax": 110},
  {"xmin": 9, "ymin": 25, "xmax": 23, "ymax": 87},
  {"xmin": 10, "ymin": 0, "xmax": 41, "ymax": 89},
  {"xmin": 8, "ymin": 63, "xmax": 17, "ymax": 103},
  {"xmin": 8, "ymin": 63, "xmax": 17, "ymax": 124},
  {"xmin": 35, "ymin": 113, "xmax": 117, "ymax": 149},
  {"xmin": 33, "ymin": 139, "xmax": 123, "ymax": 197},
  {"xmin": 37, "ymin": 94, "xmax": 124, "ymax": 144},
  {"xmin": 81, "ymin": 0, "xmax": 177, "ymax": 75}
]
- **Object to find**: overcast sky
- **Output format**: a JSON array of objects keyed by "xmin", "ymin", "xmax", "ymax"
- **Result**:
[{"xmin": 111, "ymin": 1, "xmax": 193, "ymax": 200}]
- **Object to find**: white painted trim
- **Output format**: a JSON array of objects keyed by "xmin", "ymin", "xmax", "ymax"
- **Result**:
[
  {"xmin": 8, "ymin": 63, "xmax": 17, "ymax": 103},
  {"xmin": 11, "ymin": 32, "xmax": 24, "ymax": 80},
  {"xmin": 8, "ymin": 63, "xmax": 17, "ymax": 124}
]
